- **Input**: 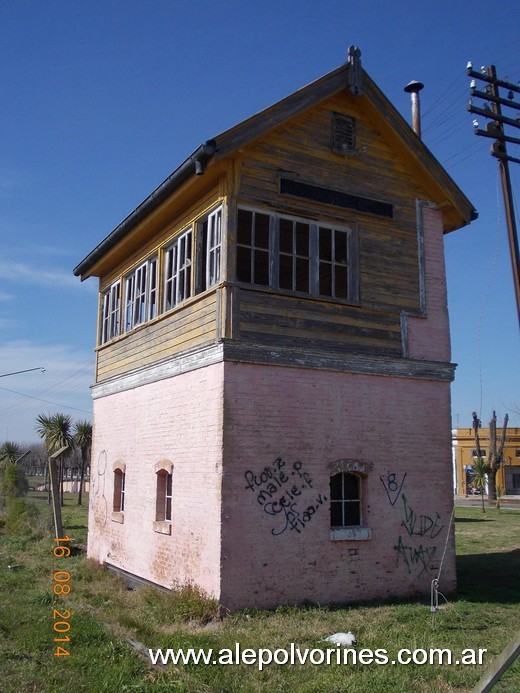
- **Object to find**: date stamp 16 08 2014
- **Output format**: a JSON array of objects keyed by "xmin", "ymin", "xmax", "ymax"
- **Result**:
[{"xmin": 52, "ymin": 535, "xmax": 72, "ymax": 657}]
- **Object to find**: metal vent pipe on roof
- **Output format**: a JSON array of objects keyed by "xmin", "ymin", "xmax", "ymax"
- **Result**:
[{"xmin": 404, "ymin": 80, "xmax": 424, "ymax": 138}]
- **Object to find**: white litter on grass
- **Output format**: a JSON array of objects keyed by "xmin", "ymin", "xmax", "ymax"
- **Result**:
[{"xmin": 323, "ymin": 632, "xmax": 357, "ymax": 647}]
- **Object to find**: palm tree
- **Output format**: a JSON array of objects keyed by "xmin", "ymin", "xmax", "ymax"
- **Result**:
[
  {"xmin": 35, "ymin": 413, "xmax": 75, "ymax": 506},
  {"xmin": 0, "ymin": 441, "xmax": 22, "ymax": 466},
  {"xmin": 472, "ymin": 457, "xmax": 491, "ymax": 514},
  {"xmin": 74, "ymin": 421, "xmax": 92, "ymax": 506}
]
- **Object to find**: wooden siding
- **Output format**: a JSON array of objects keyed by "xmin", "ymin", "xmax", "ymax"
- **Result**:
[
  {"xmin": 236, "ymin": 288, "xmax": 402, "ymax": 357},
  {"xmin": 235, "ymin": 92, "xmax": 423, "ymax": 314},
  {"xmin": 96, "ymin": 291, "xmax": 219, "ymax": 383}
]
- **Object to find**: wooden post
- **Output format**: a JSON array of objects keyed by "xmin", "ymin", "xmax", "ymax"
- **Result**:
[
  {"xmin": 472, "ymin": 631, "xmax": 520, "ymax": 692},
  {"xmin": 48, "ymin": 445, "xmax": 68, "ymax": 541}
]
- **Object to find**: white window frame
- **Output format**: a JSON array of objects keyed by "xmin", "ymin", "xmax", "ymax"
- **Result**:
[
  {"xmin": 154, "ymin": 461, "xmax": 173, "ymax": 535},
  {"xmin": 329, "ymin": 460, "xmax": 372, "ymax": 541},
  {"xmin": 206, "ymin": 207, "xmax": 222, "ymax": 289},
  {"xmin": 164, "ymin": 228, "xmax": 192, "ymax": 311},
  {"xmin": 101, "ymin": 281, "xmax": 121, "ymax": 344},
  {"xmin": 123, "ymin": 256, "xmax": 158, "ymax": 332}
]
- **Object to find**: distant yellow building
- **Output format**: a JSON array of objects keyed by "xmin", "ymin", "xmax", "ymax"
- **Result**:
[{"xmin": 453, "ymin": 427, "xmax": 520, "ymax": 496}]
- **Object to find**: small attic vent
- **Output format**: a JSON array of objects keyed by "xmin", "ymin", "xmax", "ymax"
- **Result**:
[
  {"xmin": 333, "ymin": 113, "xmax": 356, "ymax": 154},
  {"xmin": 280, "ymin": 178, "xmax": 394, "ymax": 219}
]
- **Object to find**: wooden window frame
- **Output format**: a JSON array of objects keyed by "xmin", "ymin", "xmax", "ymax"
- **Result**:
[
  {"xmin": 236, "ymin": 208, "xmax": 271, "ymax": 286},
  {"xmin": 206, "ymin": 207, "xmax": 222, "ymax": 288},
  {"xmin": 236, "ymin": 205, "xmax": 359, "ymax": 303},
  {"xmin": 124, "ymin": 256, "xmax": 158, "ymax": 332},
  {"xmin": 196, "ymin": 205, "xmax": 223, "ymax": 294},
  {"xmin": 279, "ymin": 217, "xmax": 311, "ymax": 293},
  {"xmin": 164, "ymin": 228, "xmax": 193, "ymax": 311},
  {"xmin": 101, "ymin": 280, "xmax": 121, "ymax": 344}
]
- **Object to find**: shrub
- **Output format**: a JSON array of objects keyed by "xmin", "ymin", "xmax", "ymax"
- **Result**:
[
  {"xmin": 1, "ymin": 464, "xmax": 29, "ymax": 499},
  {"xmin": 4, "ymin": 498, "xmax": 40, "ymax": 535}
]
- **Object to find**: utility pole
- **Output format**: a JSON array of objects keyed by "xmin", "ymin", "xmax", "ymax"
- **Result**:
[{"xmin": 467, "ymin": 62, "xmax": 520, "ymax": 327}]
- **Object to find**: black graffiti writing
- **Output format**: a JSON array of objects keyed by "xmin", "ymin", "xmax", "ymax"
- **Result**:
[
  {"xmin": 400, "ymin": 495, "xmax": 444, "ymax": 539},
  {"xmin": 394, "ymin": 535, "xmax": 437, "ymax": 576},
  {"xmin": 244, "ymin": 458, "xmax": 322, "ymax": 536},
  {"xmin": 292, "ymin": 460, "xmax": 313, "ymax": 488},
  {"xmin": 271, "ymin": 493, "xmax": 327, "ymax": 536},
  {"xmin": 264, "ymin": 484, "xmax": 302, "ymax": 515},
  {"xmin": 244, "ymin": 458, "xmax": 288, "ymax": 494},
  {"xmin": 380, "ymin": 471, "xmax": 406, "ymax": 506}
]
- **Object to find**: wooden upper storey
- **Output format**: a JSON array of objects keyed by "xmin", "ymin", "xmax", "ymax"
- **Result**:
[{"xmin": 74, "ymin": 51, "xmax": 476, "ymax": 384}]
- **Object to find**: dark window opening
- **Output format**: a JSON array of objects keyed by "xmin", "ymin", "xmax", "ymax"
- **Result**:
[
  {"xmin": 237, "ymin": 209, "xmax": 270, "ymax": 286},
  {"xmin": 330, "ymin": 472, "xmax": 361, "ymax": 527},
  {"xmin": 113, "ymin": 469, "xmax": 125, "ymax": 513},
  {"xmin": 280, "ymin": 178, "xmax": 393, "ymax": 219},
  {"xmin": 156, "ymin": 470, "xmax": 173, "ymax": 522}
]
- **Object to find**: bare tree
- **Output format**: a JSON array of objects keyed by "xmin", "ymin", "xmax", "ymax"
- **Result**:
[{"xmin": 472, "ymin": 410, "xmax": 509, "ymax": 504}]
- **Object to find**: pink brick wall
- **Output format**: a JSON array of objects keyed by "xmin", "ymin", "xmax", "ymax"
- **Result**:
[
  {"xmin": 221, "ymin": 362, "xmax": 456, "ymax": 610},
  {"xmin": 408, "ymin": 205, "xmax": 451, "ymax": 361},
  {"xmin": 87, "ymin": 363, "xmax": 224, "ymax": 598}
]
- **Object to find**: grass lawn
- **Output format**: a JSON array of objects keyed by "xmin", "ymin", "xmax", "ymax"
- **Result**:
[{"xmin": 0, "ymin": 492, "xmax": 519, "ymax": 692}]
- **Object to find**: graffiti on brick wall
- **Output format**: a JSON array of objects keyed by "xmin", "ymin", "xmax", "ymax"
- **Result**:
[
  {"xmin": 90, "ymin": 449, "xmax": 108, "ymax": 527},
  {"xmin": 244, "ymin": 458, "xmax": 326, "ymax": 536},
  {"xmin": 400, "ymin": 494, "xmax": 444, "ymax": 539},
  {"xmin": 380, "ymin": 471, "xmax": 407, "ymax": 506},
  {"xmin": 394, "ymin": 536, "xmax": 437, "ymax": 576},
  {"xmin": 381, "ymin": 472, "xmax": 445, "ymax": 576}
]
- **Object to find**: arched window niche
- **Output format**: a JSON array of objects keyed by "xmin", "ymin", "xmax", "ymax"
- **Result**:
[{"xmin": 329, "ymin": 459, "xmax": 372, "ymax": 541}]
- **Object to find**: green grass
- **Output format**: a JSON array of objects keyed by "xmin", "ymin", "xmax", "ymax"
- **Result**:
[{"xmin": 0, "ymin": 493, "xmax": 519, "ymax": 692}]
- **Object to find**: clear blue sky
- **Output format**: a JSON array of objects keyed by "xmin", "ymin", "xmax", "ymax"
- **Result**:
[{"xmin": 1, "ymin": 0, "xmax": 518, "ymax": 443}]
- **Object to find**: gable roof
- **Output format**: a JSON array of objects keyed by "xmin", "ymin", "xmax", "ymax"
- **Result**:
[{"xmin": 74, "ymin": 48, "xmax": 477, "ymax": 280}]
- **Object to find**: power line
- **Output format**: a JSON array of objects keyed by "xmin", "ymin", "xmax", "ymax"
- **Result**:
[{"xmin": 0, "ymin": 384, "xmax": 91, "ymax": 415}]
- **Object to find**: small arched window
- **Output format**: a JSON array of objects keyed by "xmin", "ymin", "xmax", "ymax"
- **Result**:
[
  {"xmin": 330, "ymin": 472, "xmax": 361, "ymax": 528},
  {"xmin": 156, "ymin": 469, "xmax": 173, "ymax": 522},
  {"xmin": 113, "ymin": 466, "xmax": 125, "ymax": 514}
]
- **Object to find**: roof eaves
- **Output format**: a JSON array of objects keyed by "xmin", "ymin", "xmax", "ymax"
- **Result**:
[{"xmin": 73, "ymin": 140, "xmax": 216, "ymax": 279}]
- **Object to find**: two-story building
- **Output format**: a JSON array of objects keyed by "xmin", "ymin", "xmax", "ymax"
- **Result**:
[
  {"xmin": 74, "ymin": 47, "xmax": 476, "ymax": 610},
  {"xmin": 453, "ymin": 426, "xmax": 520, "ymax": 496}
]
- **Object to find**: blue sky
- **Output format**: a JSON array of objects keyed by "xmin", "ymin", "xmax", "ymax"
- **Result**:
[{"xmin": 0, "ymin": 0, "xmax": 518, "ymax": 443}]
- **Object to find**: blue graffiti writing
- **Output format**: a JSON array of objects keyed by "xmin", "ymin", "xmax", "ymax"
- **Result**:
[{"xmin": 380, "ymin": 471, "xmax": 407, "ymax": 506}]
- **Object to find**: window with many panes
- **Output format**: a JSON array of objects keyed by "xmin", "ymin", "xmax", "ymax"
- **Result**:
[
  {"xmin": 318, "ymin": 226, "xmax": 350, "ymax": 299},
  {"xmin": 164, "ymin": 229, "xmax": 192, "ymax": 311},
  {"xmin": 101, "ymin": 281, "xmax": 121, "ymax": 343},
  {"xmin": 124, "ymin": 256, "xmax": 158, "ymax": 331},
  {"xmin": 279, "ymin": 218, "xmax": 310, "ymax": 292},
  {"xmin": 235, "ymin": 206, "xmax": 358, "ymax": 301},
  {"xmin": 236, "ymin": 208, "xmax": 270, "ymax": 285},
  {"xmin": 197, "ymin": 206, "xmax": 222, "ymax": 293}
]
